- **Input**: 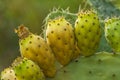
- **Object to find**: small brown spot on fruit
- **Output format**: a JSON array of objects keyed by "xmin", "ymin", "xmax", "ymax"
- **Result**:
[
  {"xmin": 30, "ymin": 36, "xmax": 32, "ymax": 38},
  {"xmin": 76, "ymin": 21, "xmax": 78, "ymax": 24},
  {"xmin": 26, "ymin": 48, "xmax": 28, "ymax": 51},
  {"xmin": 114, "ymin": 28, "xmax": 117, "ymax": 30},
  {"xmin": 38, "ymin": 45, "xmax": 41, "ymax": 48},
  {"xmin": 31, "ymin": 65, "xmax": 34, "ymax": 67},
  {"xmin": 58, "ymin": 37, "xmax": 60, "ymax": 40},
  {"xmin": 49, "ymin": 24, "xmax": 51, "ymax": 26},
  {"xmin": 46, "ymin": 48, "xmax": 48, "ymax": 51},
  {"xmin": 37, "ymin": 37, "xmax": 40, "ymax": 40},
  {"xmin": 85, "ymin": 20, "xmax": 88, "ymax": 22},
  {"xmin": 67, "ymin": 23, "xmax": 69, "ymax": 25},
  {"xmin": 21, "ymin": 43, "xmax": 23, "ymax": 45},
  {"xmin": 57, "ymin": 23, "xmax": 60, "ymax": 25},
  {"xmin": 93, "ymin": 22, "xmax": 95, "ymax": 25},
  {"xmin": 81, "ymin": 25, "xmax": 84, "ymax": 28},
  {"xmin": 88, "ymin": 29, "xmax": 91, "ymax": 32},
  {"xmin": 26, "ymin": 66, "xmax": 29, "ymax": 69},
  {"xmin": 93, "ymin": 17, "xmax": 96, "ymax": 19},
  {"xmin": 64, "ymin": 28, "xmax": 67, "ymax": 31},
  {"xmin": 51, "ymin": 31, "xmax": 54, "ymax": 33},
  {"xmin": 29, "ymin": 41, "xmax": 32, "ymax": 44}
]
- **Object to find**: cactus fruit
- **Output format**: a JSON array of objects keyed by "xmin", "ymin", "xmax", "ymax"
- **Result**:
[
  {"xmin": 1, "ymin": 57, "xmax": 45, "ymax": 80},
  {"xmin": 1, "ymin": 67, "xmax": 18, "ymax": 80},
  {"xmin": 15, "ymin": 25, "xmax": 56, "ymax": 77},
  {"xmin": 47, "ymin": 52, "xmax": 120, "ymax": 80},
  {"xmin": 46, "ymin": 17, "xmax": 80, "ymax": 66},
  {"xmin": 12, "ymin": 57, "xmax": 45, "ymax": 80},
  {"xmin": 74, "ymin": 10, "xmax": 102, "ymax": 56},
  {"xmin": 105, "ymin": 18, "xmax": 120, "ymax": 53}
]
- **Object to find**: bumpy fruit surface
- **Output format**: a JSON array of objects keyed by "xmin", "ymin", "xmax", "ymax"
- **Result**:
[
  {"xmin": 75, "ymin": 10, "xmax": 101, "ymax": 56},
  {"xmin": 12, "ymin": 57, "xmax": 45, "ymax": 80},
  {"xmin": 15, "ymin": 25, "xmax": 56, "ymax": 77},
  {"xmin": 105, "ymin": 18, "xmax": 120, "ymax": 53},
  {"xmin": 46, "ymin": 17, "xmax": 80, "ymax": 66},
  {"xmin": 1, "ymin": 67, "xmax": 18, "ymax": 80}
]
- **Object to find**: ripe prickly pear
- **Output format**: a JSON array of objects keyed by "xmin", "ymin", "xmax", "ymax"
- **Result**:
[
  {"xmin": 1, "ymin": 67, "xmax": 18, "ymax": 80},
  {"xmin": 46, "ymin": 17, "xmax": 80, "ymax": 66},
  {"xmin": 15, "ymin": 25, "xmax": 56, "ymax": 77},
  {"xmin": 12, "ymin": 57, "xmax": 45, "ymax": 80},
  {"xmin": 74, "ymin": 10, "xmax": 102, "ymax": 56},
  {"xmin": 105, "ymin": 18, "xmax": 120, "ymax": 53}
]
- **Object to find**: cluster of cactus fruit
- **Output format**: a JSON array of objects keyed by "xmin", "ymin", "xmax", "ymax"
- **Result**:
[{"xmin": 1, "ymin": 0, "xmax": 120, "ymax": 80}]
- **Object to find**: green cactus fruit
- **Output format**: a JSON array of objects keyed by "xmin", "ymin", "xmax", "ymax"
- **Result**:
[
  {"xmin": 1, "ymin": 67, "xmax": 18, "ymax": 80},
  {"xmin": 12, "ymin": 57, "xmax": 45, "ymax": 80},
  {"xmin": 105, "ymin": 18, "xmax": 120, "ymax": 53},
  {"xmin": 46, "ymin": 17, "xmax": 80, "ymax": 66},
  {"xmin": 75, "ymin": 10, "xmax": 102, "ymax": 56},
  {"xmin": 47, "ymin": 52, "xmax": 120, "ymax": 80},
  {"xmin": 15, "ymin": 25, "xmax": 56, "ymax": 77}
]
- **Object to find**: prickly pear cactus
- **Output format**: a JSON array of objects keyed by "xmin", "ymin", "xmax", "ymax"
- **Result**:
[
  {"xmin": 47, "ymin": 52, "xmax": 120, "ymax": 80},
  {"xmin": 46, "ymin": 17, "xmax": 80, "ymax": 66},
  {"xmin": 105, "ymin": 18, "xmax": 120, "ymax": 53},
  {"xmin": 15, "ymin": 25, "xmax": 56, "ymax": 77},
  {"xmin": 74, "ymin": 10, "xmax": 101, "ymax": 56},
  {"xmin": 1, "ymin": 0, "xmax": 120, "ymax": 80}
]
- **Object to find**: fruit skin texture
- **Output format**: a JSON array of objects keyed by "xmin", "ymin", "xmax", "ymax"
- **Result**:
[
  {"xmin": 15, "ymin": 25, "xmax": 56, "ymax": 77},
  {"xmin": 12, "ymin": 57, "xmax": 45, "ymax": 80},
  {"xmin": 46, "ymin": 17, "xmax": 80, "ymax": 66},
  {"xmin": 1, "ymin": 67, "xmax": 18, "ymax": 80},
  {"xmin": 75, "ymin": 10, "xmax": 101, "ymax": 56},
  {"xmin": 105, "ymin": 18, "xmax": 120, "ymax": 53}
]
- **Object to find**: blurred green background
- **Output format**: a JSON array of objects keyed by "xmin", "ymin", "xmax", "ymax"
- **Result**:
[{"xmin": 0, "ymin": 0, "xmax": 120, "ymax": 72}]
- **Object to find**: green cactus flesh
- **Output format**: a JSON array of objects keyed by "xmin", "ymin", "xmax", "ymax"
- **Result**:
[
  {"xmin": 75, "ymin": 10, "xmax": 101, "ymax": 56},
  {"xmin": 16, "ymin": 25, "xmax": 56, "ymax": 77},
  {"xmin": 46, "ymin": 17, "xmax": 80, "ymax": 66},
  {"xmin": 12, "ymin": 57, "xmax": 45, "ymax": 80},
  {"xmin": 88, "ymin": 0, "xmax": 120, "ymax": 19},
  {"xmin": 47, "ymin": 52, "xmax": 120, "ymax": 80},
  {"xmin": 105, "ymin": 18, "xmax": 120, "ymax": 53}
]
